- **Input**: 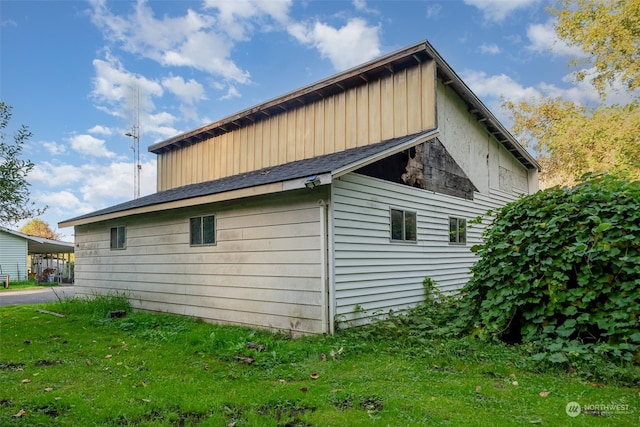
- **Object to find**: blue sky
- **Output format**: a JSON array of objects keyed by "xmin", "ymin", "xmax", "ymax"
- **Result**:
[{"xmin": 0, "ymin": 0, "xmax": 610, "ymax": 239}]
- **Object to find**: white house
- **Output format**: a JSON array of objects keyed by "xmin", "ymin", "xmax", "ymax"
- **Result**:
[{"xmin": 59, "ymin": 41, "xmax": 539, "ymax": 334}]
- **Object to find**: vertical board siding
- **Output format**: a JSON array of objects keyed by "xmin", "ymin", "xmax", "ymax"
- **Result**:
[
  {"xmin": 331, "ymin": 173, "xmax": 519, "ymax": 325},
  {"xmin": 73, "ymin": 192, "xmax": 326, "ymax": 334},
  {"xmin": 0, "ymin": 232, "xmax": 28, "ymax": 281},
  {"xmin": 156, "ymin": 61, "xmax": 437, "ymax": 191}
]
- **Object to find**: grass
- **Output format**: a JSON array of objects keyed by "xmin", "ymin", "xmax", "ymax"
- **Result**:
[
  {"xmin": 0, "ymin": 280, "xmax": 60, "ymax": 292},
  {"xmin": 0, "ymin": 294, "xmax": 638, "ymax": 426}
]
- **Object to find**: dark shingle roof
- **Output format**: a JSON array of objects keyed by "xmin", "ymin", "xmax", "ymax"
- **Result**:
[{"xmin": 60, "ymin": 131, "xmax": 429, "ymax": 225}]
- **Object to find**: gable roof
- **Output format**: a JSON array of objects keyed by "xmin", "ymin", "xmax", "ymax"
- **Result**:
[
  {"xmin": 149, "ymin": 40, "xmax": 539, "ymax": 171},
  {"xmin": 0, "ymin": 226, "xmax": 74, "ymax": 254},
  {"xmin": 59, "ymin": 129, "xmax": 438, "ymax": 228}
]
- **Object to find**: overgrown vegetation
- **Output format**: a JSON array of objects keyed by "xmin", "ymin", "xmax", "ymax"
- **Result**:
[
  {"xmin": 1, "ymin": 294, "xmax": 637, "ymax": 426},
  {"xmin": 454, "ymin": 174, "xmax": 640, "ymax": 370}
]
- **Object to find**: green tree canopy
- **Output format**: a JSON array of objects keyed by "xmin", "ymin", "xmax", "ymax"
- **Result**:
[{"xmin": 0, "ymin": 102, "xmax": 46, "ymax": 225}]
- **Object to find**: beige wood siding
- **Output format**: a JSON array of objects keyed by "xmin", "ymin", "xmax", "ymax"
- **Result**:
[
  {"xmin": 331, "ymin": 173, "xmax": 521, "ymax": 327},
  {"xmin": 73, "ymin": 191, "xmax": 327, "ymax": 334},
  {"xmin": 156, "ymin": 61, "xmax": 437, "ymax": 191}
]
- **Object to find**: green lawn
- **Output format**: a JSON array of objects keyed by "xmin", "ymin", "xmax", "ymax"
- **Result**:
[{"xmin": 0, "ymin": 296, "xmax": 638, "ymax": 426}]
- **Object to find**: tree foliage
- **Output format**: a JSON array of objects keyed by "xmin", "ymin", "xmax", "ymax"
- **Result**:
[
  {"xmin": 552, "ymin": 0, "xmax": 640, "ymax": 96},
  {"xmin": 505, "ymin": 98, "xmax": 640, "ymax": 187},
  {"xmin": 506, "ymin": 0, "xmax": 640, "ymax": 188},
  {"xmin": 20, "ymin": 219, "xmax": 59, "ymax": 240},
  {"xmin": 458, "ymin": 174, "xmax": 640, "ymax": 364},
  {"xmin": 0, "ymin": 102, "xmax": 45, "ymax": 225}
]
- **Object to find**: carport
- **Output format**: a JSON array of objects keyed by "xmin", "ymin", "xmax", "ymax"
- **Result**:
[{"xmin": 0, "ymin": 226, "xmax": 74, "ymax": 284}]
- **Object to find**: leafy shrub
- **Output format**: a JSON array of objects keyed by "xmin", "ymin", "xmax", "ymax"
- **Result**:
[{"xmin": 458, "ymin": 174, "xmax": 640, "ymax": 364}]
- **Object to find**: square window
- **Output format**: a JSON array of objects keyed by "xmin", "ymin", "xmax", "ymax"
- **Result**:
[
  {"xmin": 449, "ymin": 217, "xmax": 467, "ymax": 244},
  {"xmin": 110, "ymin": 226, "xmax": 126, "ymax": 250},
  {"xmin": 391, "ymin": 208, "xmax": 417, "ymax": 242},
  {"xmin": 190, "ymin": 215, "xmax": 216, "ymax": 246}
]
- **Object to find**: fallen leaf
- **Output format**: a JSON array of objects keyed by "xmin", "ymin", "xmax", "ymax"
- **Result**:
[
  {"xmin": 310, "ymin": 373, "xmax": 319, "ymax": 380},
  {"xmin": 21, "ymin": 379, "xmax": 31, "ymax": 383},
  {"xmin": 320, "ymin": 353, "xmax": 327, "ymax": 362},
  {"xmin": 55, "ymin": 397, "xmax": 61, "ymax": 401},
  {"xmin": 278, "ymin": 379, "xmax": 286, "ymax": 383},
  {"xmin": 300, "ymin": 387, "xmax": 308, "ymax": 393},
  {"xmin": 203, "ymin": 364, "xmax": 209, "ymax": 371},
  {"xmin": 141, "ymin": 398, "xmax": 151, "ymax": 403},
  {"xmin": 330, "ymin": 389, "xmax": 343, "ymax": 393},
  {"xmin": 431, "ymin": 396, "xmax": 436, "ymax": 401},
  {"xmin": 475, "ymin": 386, "xmax": 482, "ymax": 392},
  {"xmin": 512, "ymin": 381, "xmax": 519, "ymax": 386},
  {"xmin": 234, "ymin": 356, "xmax": 255, "ymax": 364},
  {"xmin": 33, "ymin": 373, "xmax": 39, "ymax": 376},
  {"xmin": 44, "ymin": 387, "xmax": 54, "ymax": 392},
  {"xmin": 117, "ymin": 362, "xmax": 123, "ymax": 366},
  {"xmin": 246, "ymin": 342, "xmax": 266, "ymax": 352},
  {"xmin": 105, "ymin": 354, "xmax": 112, "ymax": 359},
  {"xmin": 85, "ymin": 360, "xmax": 92, "ymax": 366},
  {"xmin": 13, "ymin": 409, "xmax": 26, "ymax": 418},
  {"xmin": 509, "ymin": 373, "xmax": 516, "ymax": 379},
  {"xmin": 539, "ymin": 391, "xmax": 550, "ymax": 397},
  {"xmin": 228, "ymin": 422, "xmax": 237, "ymax": 427},
  {"xmin": 141, "ymin": 381, "xmax": 147, "ymax": 387}
]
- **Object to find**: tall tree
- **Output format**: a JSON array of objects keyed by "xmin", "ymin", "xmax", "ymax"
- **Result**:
[
  {"xmin": 506, "ymin": 0, "xmax": 640, "ymax": 188},
  {"xmin": 0, "ymin": 102, "xmax": 46, "ymax": 224},
  {"xmin": 20, "ymin": 219, "xmax": 59, "ymax": 240},
  {"xmin": 552, "ymin": 0, "xmax": 640, "ymax": 97}
]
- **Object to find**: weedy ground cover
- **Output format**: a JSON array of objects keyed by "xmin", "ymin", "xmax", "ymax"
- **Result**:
[{"xmin": 0, "ymin": 295, "xmax": 638, "ymax": 426}]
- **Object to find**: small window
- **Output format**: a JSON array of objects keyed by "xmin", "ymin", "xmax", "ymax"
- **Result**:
[
  {"xmin": 110, "ymin": 226, "xmax": 126, "ymax": 250},
  {"xmin": 390, "ymin": 208, "xmax": 417, "ymax": 242},
  {"xmin": 190, "ymin": 215, "xmax": 216, "ymax": 246},
  {"xmin": 449, "ymin": 217, "xmax": 467, "ymax": 244}
]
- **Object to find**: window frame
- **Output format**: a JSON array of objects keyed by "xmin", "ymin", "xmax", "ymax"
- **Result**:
[
  {"xmin": 189, "ymin": 214, "xmax": 217, "ymax": 246},
  {"xmin": 449, "ymin": 217, "xmax": 467, "ymax": 245},
  {"xmin": 110, "ymin": 225, "xmax": 126, "ymax": 250},
  {"xmin": 390, "ymin": 208, "xmax": 417, "ymax": 243}
]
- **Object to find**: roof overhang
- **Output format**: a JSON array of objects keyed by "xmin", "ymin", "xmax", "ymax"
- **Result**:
[
  {"xmin": 147, "ymin": 40, "xmax": 539, "ymax": 171},
  {"xmin": 0, "ymin": 227, "xmax": 74, "ymax": 253},
  {"xmin": 59, "ymin": 129, "xmax": 439, "ymax": 229}
]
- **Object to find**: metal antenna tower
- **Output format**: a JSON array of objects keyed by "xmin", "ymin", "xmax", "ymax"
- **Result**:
[{"xmin": 125, "ymin": 86, "xmax": 141, "ymax": 199}]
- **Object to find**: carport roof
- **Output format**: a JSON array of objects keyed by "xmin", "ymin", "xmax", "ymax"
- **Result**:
[{"xmin": 0, "ymin": 227, "xmax": 74, "ymax": 254}]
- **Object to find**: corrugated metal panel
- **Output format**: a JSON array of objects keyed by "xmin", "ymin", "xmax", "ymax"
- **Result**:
[
  {"xmin": 0, "ymin": 231, "xmax": 28, "ymax": 281},
  {"xmin": 73, "ymin": 191, "xmax": 326, "ymax": 334},
  {"xmin": 331, "ymin": 173, "xmax": 519, "ymax": 324}
]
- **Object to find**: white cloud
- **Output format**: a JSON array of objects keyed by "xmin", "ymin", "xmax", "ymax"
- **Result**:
[
  {"xmin": 479, "ymin": 43, "xmax": 501, "ymax": 54},
  {"xmin": 32, "ymin": 158, "xmax": 157, "ymax": 223},
  {"xmin": 288, "ymin": 18, "xmax": 381, "ymax": 70},
  {"xmin": 89, "ymin": 0, "xmax": 251, "ymax": 83},
  {"xmin": 162, "ymin": 75, "xmax": 206, "ymax": 105},
  {"xmin": 464, "ymin": 0, "xmax": 539, "ymax": 22},
  {"xmin": 42, "ymin": 141, "xmax": 66, "ymax": 156},
  {"xmin": 203, "ymin": 0, "xmax": 291, "ymax": 39},
  {"xmin": 68, "ymin": 134, "xmax": 116, "ymax": 158},
  {"xmin": 526, "ymin": 20, "xmax": 584, "ymax": 57},
  {"xmin": 88, "ymin": 125, "xmax": 113, "ymax": 135},
  {"xmin": 219, "ymin": 86, "xmax": 241, "ymax": 101},
  {"xmin": 426, "ymin": 4, "xmax": 442, "ymax": 19}
]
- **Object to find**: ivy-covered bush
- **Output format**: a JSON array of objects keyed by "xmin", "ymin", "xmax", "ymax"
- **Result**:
[{"xmin": 459, "ymin": 174, "xmax": 640, "ymax": 364}]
